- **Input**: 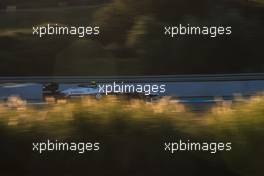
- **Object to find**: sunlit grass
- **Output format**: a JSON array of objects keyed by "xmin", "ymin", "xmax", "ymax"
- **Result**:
[
  {"xmin": 1, "ymin": 94, "xmax": 263, "ymax": 146},
  {"xmin": 0, "ymin": 95, "xmax": 263, "ymax": 132},
  {"xmin": 0, "ymin": 95, "xmax": 264, "ymax": 175}
]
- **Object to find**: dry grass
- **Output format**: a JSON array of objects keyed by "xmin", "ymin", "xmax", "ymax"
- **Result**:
[{"xmin": 0, "ymin": 95, "xmax": 264, "ymax": 175}]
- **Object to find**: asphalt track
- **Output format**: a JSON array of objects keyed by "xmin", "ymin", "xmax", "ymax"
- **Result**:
[{"xmin": 1, "ymin": 73, "xmax": 264, "ymax": 105}]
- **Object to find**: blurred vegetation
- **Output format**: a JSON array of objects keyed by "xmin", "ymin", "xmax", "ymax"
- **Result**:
[
  {"xmin": 0, "ymin": 95, "xmax": 264, "ymax": 175},
  {"xmin": 0, "ymin": 0, "xmax": 264, "ymax": 75},
  {"xmin": 93, "ymin": 0, "xmax": 264, "ymax": 75},
  {"xmin": 0, "ymin": 0, "xmax": 109, "ymax": 9}
]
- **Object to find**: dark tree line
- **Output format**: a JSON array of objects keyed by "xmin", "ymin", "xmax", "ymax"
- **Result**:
[
  {"xmin": 0, "ymin": 0, "xmax": 110, "ymax": 9},
  {"xmin": 0, "ymin": 0, "xmax": 263, "ymax": 75},
  {"xmin": 92, "ymin": 0, "xmax": 264, "ymax": 74}
]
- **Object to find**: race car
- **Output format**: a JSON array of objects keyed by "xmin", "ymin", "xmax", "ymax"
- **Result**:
[
  {"xmin": 42, "ymin": 81, "xmax": 102, "ymax": 101},
  {"xmin": 43, "ymin": 81, "xmax": 161, "ymax": 102},
  {"xmin": 61, "ymin": 87, "xmax": 102, "ymax": 99}
]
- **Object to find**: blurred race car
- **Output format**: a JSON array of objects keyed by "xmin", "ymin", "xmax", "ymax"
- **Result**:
[
  {"xmin": 61, "ymin": 87, "xmax": 102, "ymax": 99},
  {"xmin": 43, "ymin": 81, "xmax": 161, "ymax": 102},
  {"xmin": 42, "ymin": 82, "xmax": 102, "ymax": 101}
]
